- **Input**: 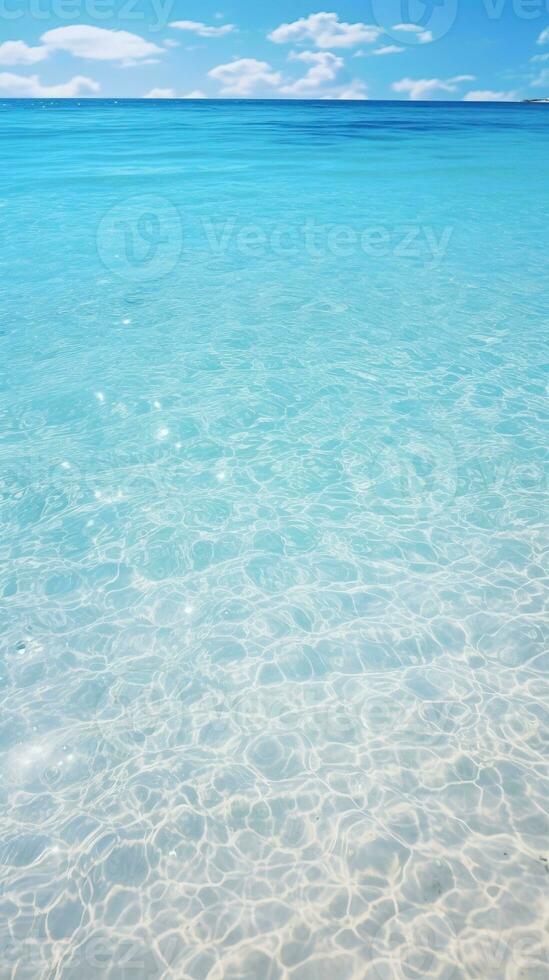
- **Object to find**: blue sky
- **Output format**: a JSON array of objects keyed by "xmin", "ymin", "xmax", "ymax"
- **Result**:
[{"xmin": 0, "ymin": 0, "xmax": 548, "ymax": 99}]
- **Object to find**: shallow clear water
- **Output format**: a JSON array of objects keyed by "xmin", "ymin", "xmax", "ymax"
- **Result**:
[{"xmin": 0, "ymin": 99, "xmax": 548, "ymax": 979}]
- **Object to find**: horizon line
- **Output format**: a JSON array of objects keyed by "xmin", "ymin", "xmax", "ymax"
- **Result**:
[{"xmin": 0, "ymin": 97, "xmax": 531, "ymax": 104}]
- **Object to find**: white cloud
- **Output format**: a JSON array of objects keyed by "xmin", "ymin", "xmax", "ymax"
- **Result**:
[
  {"xmin": 531, "ymin": 67, "xmax": 549, "ymax": 87},
  {"xmin": 531, "ymin": 52, "xmax": 549, "ymax": 62},
  {"xmin": 393, "ymin": 23, "xmax": 433, "ymax": 43},
  {"xmin": 144, "ymin": 87, "xmax": 176, "ymax": 98},
  {"xmin": 372, "ymin": 45, "xmax": 405, "ymax": 56},
  {"xmin": 392, "ymin": 75, "xmax": 474, "ymax": 100},
  {"xmin": 269, "ymin": 12, "xmax": 381, "ymax": 49},
  {"xmin": 144, "ymin": 88, "xmax": 207, "ymax": 99},
  {"xmin": 170, "ymin": 20, "xmax": 235, "ymax": 37},
  {"xmin": 335, "ymin": 80, "xmax": 368, "ymax": 99},
  {"xmin": 536, "ymin": 26, "xmax": 549, "ymax": 44},
  {"xmin": 0, "ymin": 40, "xmax": 48, "ymax": 65},
  {"xmin": 0, "ymin": 25, "xmax": 163, "ymax": 72},
  {"xmin": 0, "ymin": 72, "xmax": 99, "ymax": 97},
  {"xmin": 463, "ymin": 89, "xmax": 516, "ymax": 101},
  {"xmin": 281, "ymin": 50, "xmax": 343, "ymax": 95},
  {"xmin": 208, "ymin": 58, "xmax": 282, "ymax": 95},
  {"xmin": 41, "ymin": 26, "xmax": 163, "ymax": 65}
]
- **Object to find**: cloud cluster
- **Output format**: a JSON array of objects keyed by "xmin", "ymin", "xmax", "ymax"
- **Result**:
[
  {"xmin": 269, "ymin": 12, "xmax": 381, "ymax": 49},
  {"xmin": 0, "ymin": 8, "xmax": 522, "ymax": 101},
  {"xmin": 0, "ymin": 23, "xmax": 171, "ymax": 95},
  {"xmin": 335, "ymin": 80, "xmax": 368, "ymax": 100},
  {"xmin": 526, "ymin": 26, "xmax": 549, "ymax": 87},
  {"xmin": 0, "ymin": 72, "xmax": 99, "ymax": 97},
  {"xmin": 0, "ymin": 25, "xmax": 163, "ymax": 68},
  {"xmin": 144, "ymin": 87, "xmax": 207, "ymax": 98},
  {"xmin": 463, "ymin": 89, "xmax": 516, "ymax": 101},
  {"xmin": 169, "ymin": 20, "xmax": 235, "ymax": 38},
  {"xmin": 208, "ymin": 58, "xmax": 282, "ymax": 96},
  {"xmin": 392, "ymin": 75, "xmax": 474, "ymax": 100},
  {"xmin": 393, "ymin": 23, "xmax": 433, "ymax": 44},
  {"xmin": 372, "ymin": 45, "xmax": 405, "ymax": 56},
  {"xmin": 0, "ymin": 40, "xmax": 48, "ymax": 65},
  {"xmin": 207, "ymin": 48, "xmax": 368, "ymax": 100},
  {"xmin": 42, "ymin": 25, "xmax": 162, "ymax": 64},
  {"xmin": 531, "ymin": 67, "xmax": 549, "ymax": 88},
  {"xmin": 281, "ymin": 51, "xmax": 343, "ymax": 95},
  {"xmin": 144, "ymin": 87, "xmax": 175, "ymax": 98},
  {"xmin": 204, "ymin": 12, "xmax": 376, "ymax": 100}
]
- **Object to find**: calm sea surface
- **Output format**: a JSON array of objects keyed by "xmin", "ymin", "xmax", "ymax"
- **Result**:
[{"xmin": 0, "ymin": 100, "xmax": 548, "ymax": 978}]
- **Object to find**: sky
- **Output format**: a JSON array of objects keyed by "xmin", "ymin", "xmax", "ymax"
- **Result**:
[{"xmin": 0, "ymin": 0, "xmax": 548, "ymax": 99}]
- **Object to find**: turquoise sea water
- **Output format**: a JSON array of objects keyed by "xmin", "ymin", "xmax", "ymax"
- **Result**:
[{"xmin": 0, "ymin": 100, "xmax": 548, "ymax": 978}]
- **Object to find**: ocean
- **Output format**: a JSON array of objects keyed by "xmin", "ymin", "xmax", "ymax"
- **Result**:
[{"xmin": 0, "ymin": 99, "xmax": 548, "ymax": 978}]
